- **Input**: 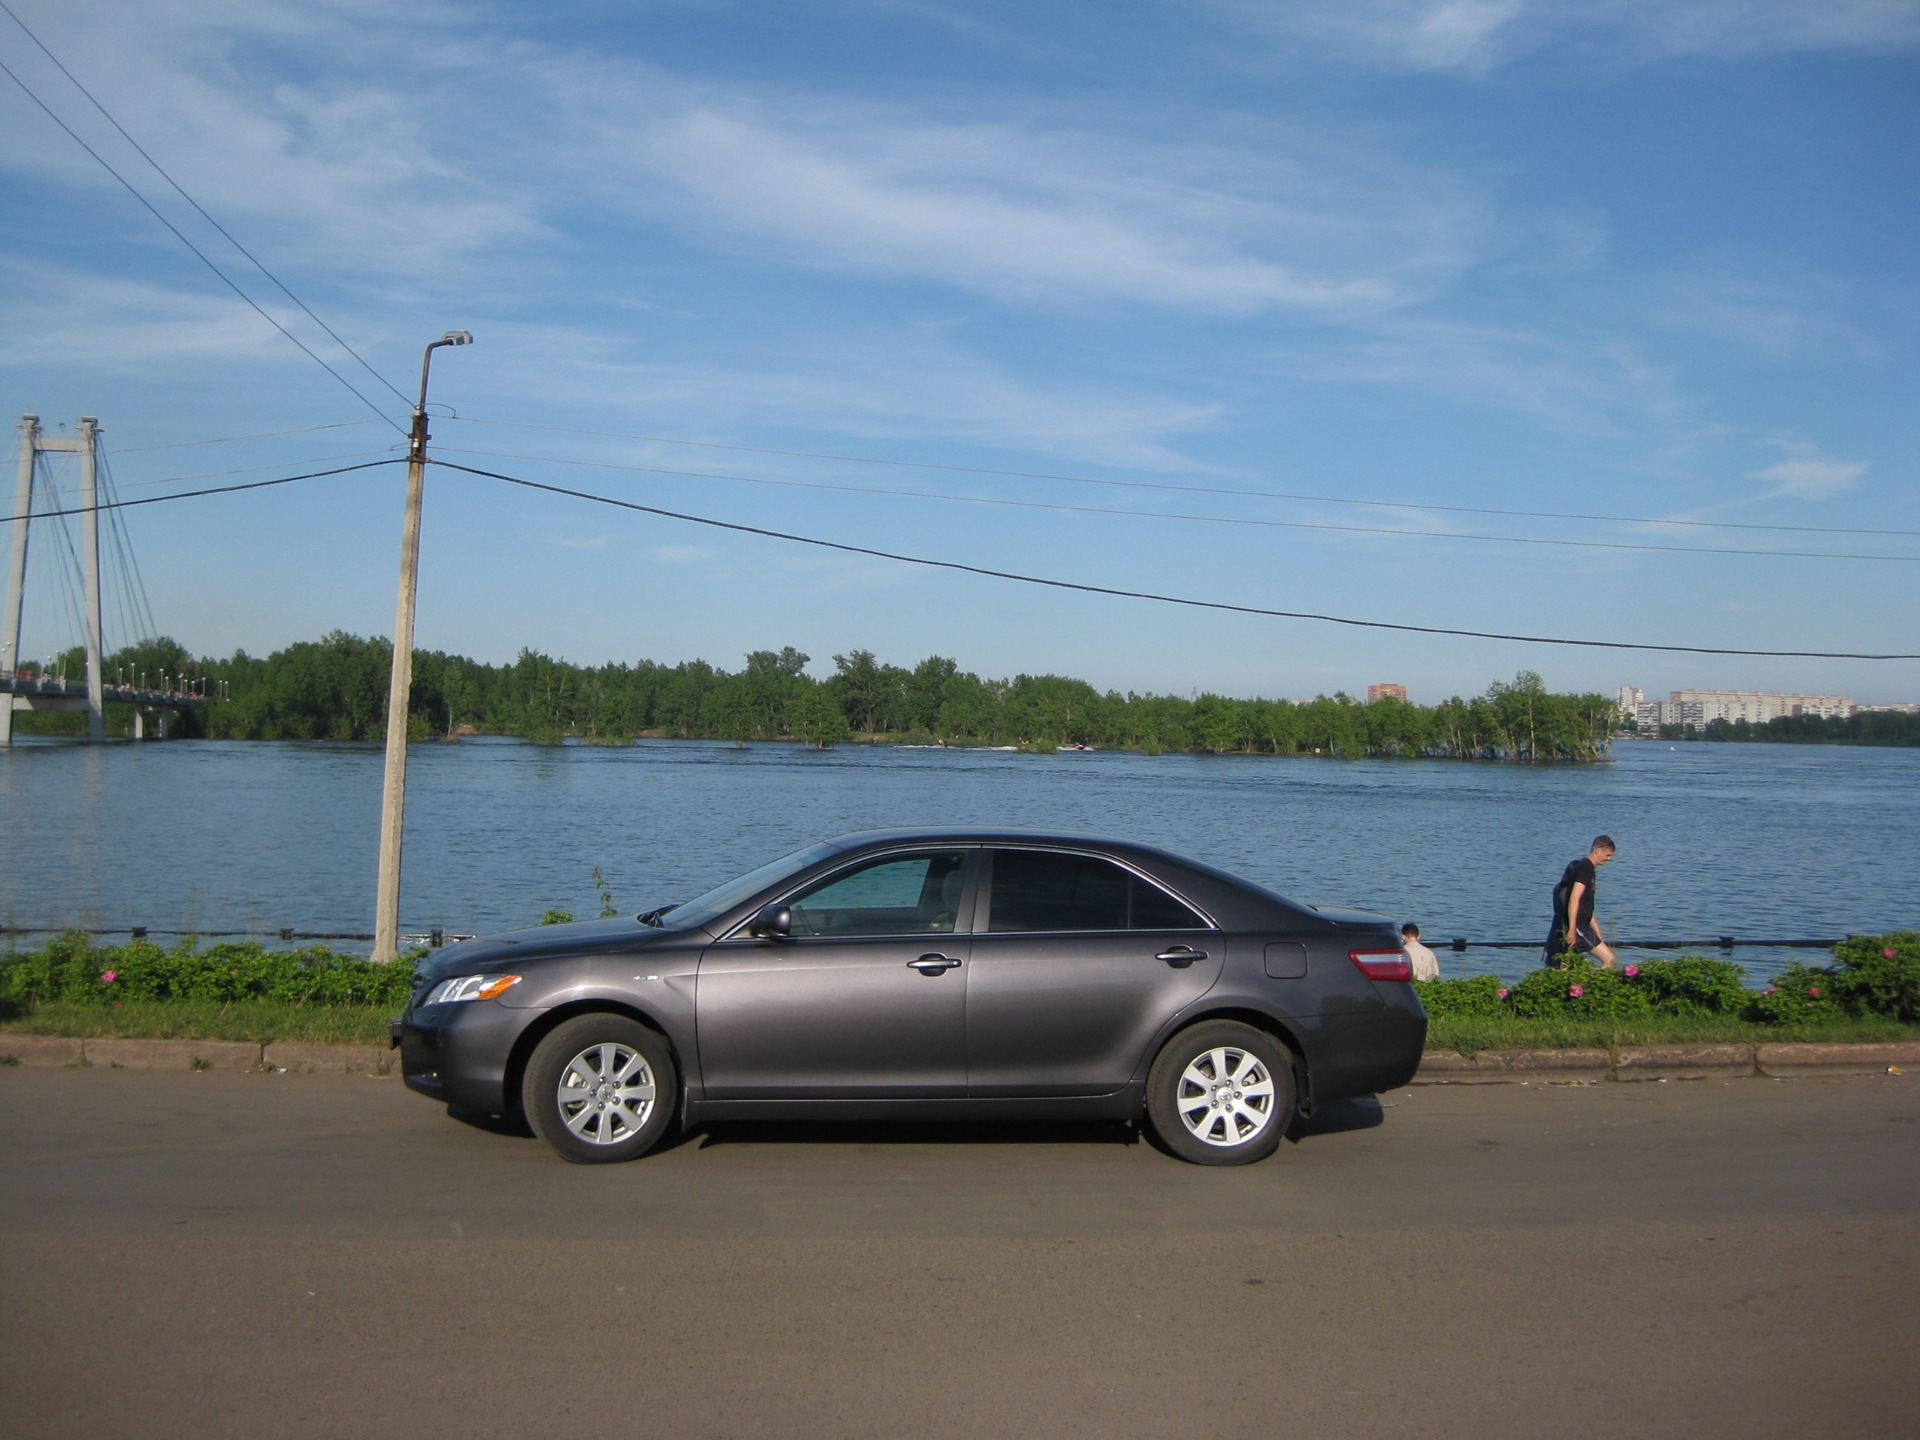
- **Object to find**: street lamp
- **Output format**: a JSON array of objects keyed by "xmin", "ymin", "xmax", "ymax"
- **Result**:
[{"xmin": 372, "ymin": 330, "xmax": 473, "ymax": 964}]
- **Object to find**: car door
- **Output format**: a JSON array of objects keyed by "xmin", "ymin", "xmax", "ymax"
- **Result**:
[
  {"xmin": 965, "ymin": 847, "xmax": 1224, "ymax": 1097},
  {"xmin": 695, "ymin": 848, "xmax": 974, "ymax": 1100}
]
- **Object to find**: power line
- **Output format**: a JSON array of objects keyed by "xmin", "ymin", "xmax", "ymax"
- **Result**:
[
  {"xmin": 0, "ymin": 0, "xmax": 414, "ymax": 412},
  {"xmin": 108, "ymin": 419, "xmax": 391, "ymax": 454},
  {"xmin": 445, "ymin": 414, "xmax": 1917, "ymax": 540},
  {"xmin": 103, "ymin": 448, "xmax": 405, "ymax": 493},
  {"xmin": 433, "ymin": 458, "xmax": 1920, "ymax": 661},
  {"xmin": 431, "ymin": 443, "xmax": 1920, "ymax": 565},
  {"xmin": 12, "ymin": 459, "xmax": 403, "ymax": 523},
  {"xmin": 0, "ymin": 56, "xmax": 404, "ymax": 432}
]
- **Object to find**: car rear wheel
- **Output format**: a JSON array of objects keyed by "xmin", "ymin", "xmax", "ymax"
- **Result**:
[
  {"xmin": 1146, "ymin": 1020, "xmax": 1295, "ymax": 1166},
  {"xmin": 522, "ymin": 1014, "xmax": 676, "ymax": 1164}
]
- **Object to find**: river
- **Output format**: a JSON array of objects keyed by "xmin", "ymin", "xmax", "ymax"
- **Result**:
[{"xmin": 1, "ymin": 735, "xmax": 1913, "ymax": 983}]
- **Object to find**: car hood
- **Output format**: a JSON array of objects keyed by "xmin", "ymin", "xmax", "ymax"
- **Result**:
[{"xmin": 412, "ymin": 918, "xmax": 676, "ymax": 984}]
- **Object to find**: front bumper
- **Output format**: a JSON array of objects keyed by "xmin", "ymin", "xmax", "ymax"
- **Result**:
[{"xmin": 395, "ymin": 999, "xmax": 540, "ymax": 1114}]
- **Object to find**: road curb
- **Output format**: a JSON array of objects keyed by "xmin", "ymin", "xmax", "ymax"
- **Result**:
[
  {"xmin": 3, "ymin": 1032, "xmax": 1915, "ymax": 1082},
  {"xmin": 1414, "ymin": 1040, "xmax": 1920, "ymax": 1084},
  {"xmin": 0, "ymin": 1032, "xmax": 398, "ymax": 1075}
]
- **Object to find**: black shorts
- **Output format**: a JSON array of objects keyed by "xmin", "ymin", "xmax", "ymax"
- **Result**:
[{"xmin": 1544, "ymin": 922, "xmax": 1603, "ymax": 962}]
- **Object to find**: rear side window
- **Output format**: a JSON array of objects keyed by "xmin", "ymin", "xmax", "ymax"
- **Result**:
[{"xmin": 987, "ymin": 851, "xmax": 1208, "ymax": 933}]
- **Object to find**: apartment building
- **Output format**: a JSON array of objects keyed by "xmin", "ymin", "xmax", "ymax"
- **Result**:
[
  {"xmin": 1621, "ymin": 687, "xmax": 1855, "ymax": 729},
  {"xmin": 1366, "ymin": 683, "xmax": 1407, "ymax": 704}
]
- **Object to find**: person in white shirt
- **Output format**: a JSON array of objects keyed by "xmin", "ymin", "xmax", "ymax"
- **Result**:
[{"xmin": 1402, "ymin": 922, "xmax": 1440, "ymax": 981}]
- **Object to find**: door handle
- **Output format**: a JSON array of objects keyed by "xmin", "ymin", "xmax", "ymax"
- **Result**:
[
  {"xmin": 1155, "ymin": 946, "xmax": 1208, "ymax": 966},
  {"xmin": 908, "ymin": 954, "xmax": 962, "ymax": 973}
]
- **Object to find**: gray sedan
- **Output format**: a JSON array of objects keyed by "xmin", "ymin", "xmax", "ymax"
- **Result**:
[{"xmin": 395, "ymin": 827, "xmax": 1426, "ymax": 1165}]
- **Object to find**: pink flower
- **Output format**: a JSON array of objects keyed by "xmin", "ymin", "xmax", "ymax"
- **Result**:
[
  {"xmin": 1885, "ymin": 948, "xmax": 1898, "ymax": 959},
  {"xmin": 1496, "ymin": 988, "xmax": 1510, "ymax": 1000},
  {"xmin": 99, "ymin": 970, "xmax": 118, "ymax": 984},
  {"xmin": 1807, "ymin": 987, "xmax": 1820, "ymax": 998},
  {"xmin": 1766, "ymin": 986, "xmax": 1777, "ymax": 994},
  {"xmin": 1623, "ymin": 965, "xmax": 1640, "ymax": 978},
  {"xmin": 1568, "ymin": 983, "xmax": 1585, "ymax": 998}
]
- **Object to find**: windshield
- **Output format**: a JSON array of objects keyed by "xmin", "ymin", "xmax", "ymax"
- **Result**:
[{"xmin": 656, "ymin": 841, "xmax": 841, "ymax": 933}]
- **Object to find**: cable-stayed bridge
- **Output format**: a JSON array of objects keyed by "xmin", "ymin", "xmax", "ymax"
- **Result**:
[{"xmin": 3, "ymin": 414, "xmax": 200, "ymax": 745}]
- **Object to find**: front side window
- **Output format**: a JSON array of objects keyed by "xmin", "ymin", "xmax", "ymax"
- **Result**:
[
  {"xmin": 987, "ymin": 850, "xmax": 1208, "ymax": 933},
  {"xmin": 786, "ymin": 851, "xmax": 969, "ymax": 937}
]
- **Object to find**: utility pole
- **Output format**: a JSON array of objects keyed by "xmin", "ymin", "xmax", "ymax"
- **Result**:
[{"xmin": 372, "ymin": 332, "xmax": 472, "ymax": 964}]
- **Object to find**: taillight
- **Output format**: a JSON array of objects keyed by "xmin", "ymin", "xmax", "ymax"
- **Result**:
[{"xmin": 1349, "ymin": 947, "xmax": 1413, "ymax": 982}]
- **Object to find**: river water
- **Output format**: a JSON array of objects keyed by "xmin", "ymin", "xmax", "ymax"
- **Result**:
[{"xmin": 1, "ymin": 735, "xmax": 1913, "ymax": 983}]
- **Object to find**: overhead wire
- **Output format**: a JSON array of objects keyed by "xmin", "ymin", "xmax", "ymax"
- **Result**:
[
  {"xmin": 444, "ymin": 414, "xmax": 1918, "ymax": 540},
  {"xmin": 431, "ymin": 457, "xmax": 1920, "ymax": 661},
  {"xmin": 99, "ymin": 448, "xmax": 407, "ymax": 493},
  {"xmin": 430, "ymin": 443, "xmax": 1920, "ymax": 564},
  {"xmin": 0, "ymin": 0, "xmax": 414, "ymax": 413},
  {"xmin": 0, "ymin": 56, "xmax": 405, "ymax": 432},
  {"xmin": 11, "ymin": 459, "xmax": 405, "ymax": 524},
  {"xmin": 107, "ymin": 419, "xmax": 392, "ymax": 454}
]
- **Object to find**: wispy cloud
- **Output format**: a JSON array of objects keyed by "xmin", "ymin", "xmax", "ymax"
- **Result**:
[
  {"xmin": 621, "ymin": 105, "xmax": 1447, "ymax": 314},
  {"xmin": 1209, "ymin": 0, "xmax": 1920, "ymax": 72},
  {"xmin": 1747, "ymin": 435, "xmax": 1868, "ymax": 500}
]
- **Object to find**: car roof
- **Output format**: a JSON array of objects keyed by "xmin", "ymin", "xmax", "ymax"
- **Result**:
[{"xmin": 825, "ymin": 825, "xmax": 1175, "ymax": 854}]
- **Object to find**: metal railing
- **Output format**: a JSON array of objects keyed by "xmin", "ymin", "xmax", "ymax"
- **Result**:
[{"xmin": 0, "ymin": 924, "xmax": 472, "ymax": 948}]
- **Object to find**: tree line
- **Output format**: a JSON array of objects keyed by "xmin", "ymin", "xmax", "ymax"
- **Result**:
[
  {"xmin": 19, "ymin": 633, "xmax": 1617, "ymax": 760},
  {"xmin": 1651, "ymin": 712, "xmax": 1920, "ymax": 747}
]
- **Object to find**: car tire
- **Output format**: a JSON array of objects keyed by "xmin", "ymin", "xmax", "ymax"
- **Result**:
[
  {"xmin": 1146, "ymin": 1020, "xmax": 1295, "ymax": 1166},
  {"xmin": 522, "ymin": 1014, "xmax": 676, "ymax": 1164}
]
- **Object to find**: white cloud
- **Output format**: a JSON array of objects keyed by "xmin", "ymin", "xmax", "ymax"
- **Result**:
[
  {"xmin": 1746, "ymin": 436, "xmax": 1868, "ymax": 500},
  {"xmin": 1211, "ymin": 0, "xmax": 1920, "ymax": 72},
  {"xmin": 646, "ymin": 545, "xmax": 715, "ymax": 565},
  {"xmin": 625, "ymin": 106, "xmax": 1429, "ymax": 314}
]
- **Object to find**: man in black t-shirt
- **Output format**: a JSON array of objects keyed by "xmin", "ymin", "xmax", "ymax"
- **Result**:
[{"xmin": 1545, "ymin": 835, "xmax": 1617, "ymax": 967}]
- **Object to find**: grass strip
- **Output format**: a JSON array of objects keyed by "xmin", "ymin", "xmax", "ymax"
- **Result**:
[{"xmin": 1, "ymin": 1000, "xmax": 393, "ymax": 1047}]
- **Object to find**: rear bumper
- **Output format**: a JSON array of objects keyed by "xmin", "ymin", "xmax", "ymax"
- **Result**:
[
  {"xmin": 396, "ymin": 1000, "xmax": 536, "ymax": 1114},
  {"xmin": 1301, "ymin": 998, "xmax": 1427, "ymax": 1104}
]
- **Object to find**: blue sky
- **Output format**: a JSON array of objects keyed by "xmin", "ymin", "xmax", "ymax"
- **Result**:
[{"xmin": 1, "ymin": 0, "xmax": 1915, "ymax": 703}]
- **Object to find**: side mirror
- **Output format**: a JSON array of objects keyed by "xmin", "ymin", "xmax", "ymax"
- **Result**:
[{"xmin": 748, "ymin": 904, "xmax": 792, "ymax": 940}]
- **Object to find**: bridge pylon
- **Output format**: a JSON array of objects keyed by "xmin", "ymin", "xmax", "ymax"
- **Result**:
[{"xmin": 3, "ymin": 414, "xmax": 106, "ymax": 746}]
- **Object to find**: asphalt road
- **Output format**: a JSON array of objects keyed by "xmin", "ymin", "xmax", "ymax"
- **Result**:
[{"xmin": 2, "ymin": 1066, "xmax": 1916, "ymax": 1440}]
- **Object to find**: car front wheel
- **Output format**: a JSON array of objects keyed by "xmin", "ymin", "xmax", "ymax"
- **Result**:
[
  {"xmin": 522, "ymin": 1014, "xmax": 676, "ymax": 1164},
  {"xmin": 1146, "ymin": 1020, "xmax": 1295, "ymax": 1165}
]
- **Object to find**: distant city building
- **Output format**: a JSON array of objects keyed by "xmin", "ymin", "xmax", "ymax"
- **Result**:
[
  {"xmin": 1620, "ymin": 687, "xmax": 1855, "ymax": 730},
  {"xmin": 1366, "ymin": 683, "xmax": 1407, "ymax": 704},
  {"xmin": 1616, "ymin": 685, "xmax": 1644, "ymax": 720},
  {"xmin": 1855, "ymin": 702, "xmax": 1920, "ymax": 714}
]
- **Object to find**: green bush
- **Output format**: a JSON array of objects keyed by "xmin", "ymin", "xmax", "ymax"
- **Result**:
[
  {"xmin": 1828, "ymin": 930, "xmax": 1920, "ymax": 1022},
  {"xmin": 1411, "ymin": 974, "xmax": 1508, "ymax": 1018},
  {"xmin": 1741, "ymin": 963, "xmax": 1847, "ymax": 1025},
  {"xmin": 1507, "ymin": 957, "xmax": 1652, "ymax": 1020},
  {"xmin": 1629, "ymin": 956, "xmax": 1749, "ymax": 1016},
  {"xmin": 0, "ymin": 932, "xmax": 415, "ymax": 1015}
]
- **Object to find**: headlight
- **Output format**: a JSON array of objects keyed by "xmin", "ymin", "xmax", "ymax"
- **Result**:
[{"xmin": 422, "ymin": 974, "xmax": 522, "ymax": 1005}]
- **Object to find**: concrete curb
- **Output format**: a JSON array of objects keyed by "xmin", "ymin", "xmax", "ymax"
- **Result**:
[
  {"xmin": 1414, "ymin": 1040, "xmax": 1920, "ymax": 1084},
  {"xmin": 0, "ymin": 1032, "xmax": 396, "ymax": 1076},
  {"xmin": 2, "ymin": 1033, "xmax": 1914, "ymax": 1083}
]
